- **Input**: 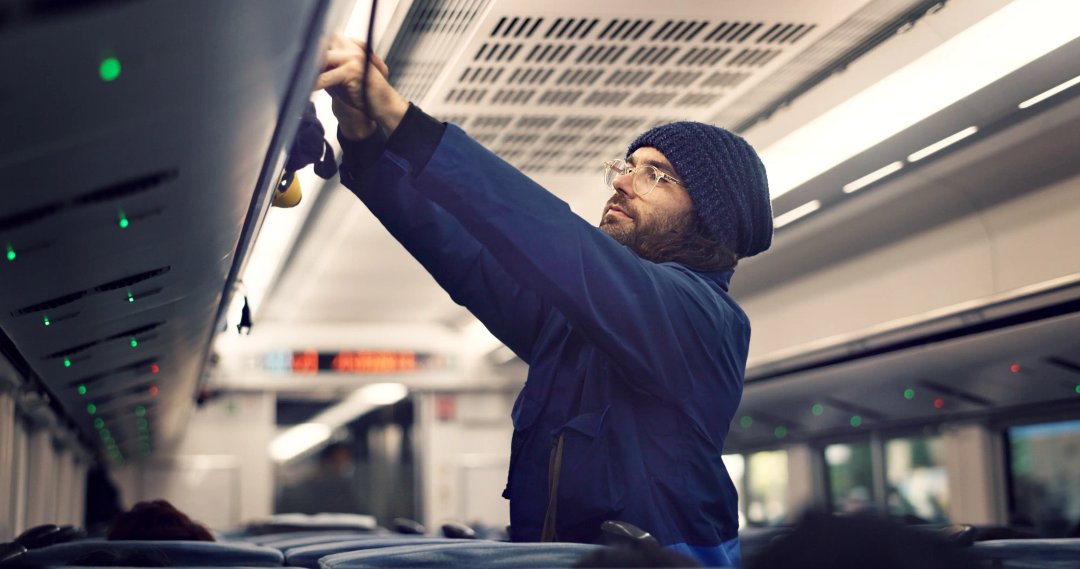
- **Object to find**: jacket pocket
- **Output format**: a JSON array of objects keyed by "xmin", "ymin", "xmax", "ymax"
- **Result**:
[{"xmin": 550, "ymin": 406, "xmax": 626, "ymax": 537}]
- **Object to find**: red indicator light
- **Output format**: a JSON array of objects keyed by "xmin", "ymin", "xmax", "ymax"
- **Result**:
[
  {"xmin": 1010, "ymin": 362, "xmax": 1021, "ymax": 373},
  {"xmin": 933, "ymin": 398, "xmax": 945, "ymax": 409},
  {"xmin": 149, "ymin": 385, "xmax": 158, "ymax": 396},
  {"xmin": 150, "ymin": 363, "xmax": 160, "ymax": 374}
]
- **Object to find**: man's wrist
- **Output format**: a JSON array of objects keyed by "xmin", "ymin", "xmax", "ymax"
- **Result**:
[{"xmin": 339, "ymin": 119, "xmax": 379, "ymax": 141}]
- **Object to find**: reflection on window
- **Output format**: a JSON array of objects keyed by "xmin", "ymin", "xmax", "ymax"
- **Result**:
[
  {"xmin": 746, "ymin": 450, "xmax": 787, "ymax": 525},
  {"xmin": 885, "ymin": 435, "xmax": 949, "ymax": 523},
  {"xmin": 1009, "ymin": 419, "xmax": 1080, "ymax": 537},
  {"xmin": 723, "ymin": 454, "xmax": 745, "ymax": 529},
  {"xmin": 825, "ymin": 442, "xmax": 875, "ymax": 515}
]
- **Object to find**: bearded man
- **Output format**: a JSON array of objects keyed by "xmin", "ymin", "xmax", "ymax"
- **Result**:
[{"xmin": 316, "ymin": 36, "xmax": 773, "ymax": 567}]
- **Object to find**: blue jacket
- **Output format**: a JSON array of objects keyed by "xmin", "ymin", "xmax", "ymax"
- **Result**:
[{"xmin": 340, "ymin": 106, "xmax": 747, "ymax": 567}]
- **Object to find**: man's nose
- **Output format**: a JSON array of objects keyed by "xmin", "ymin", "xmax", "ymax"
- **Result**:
[{"xmin": 612, "ymin": 170, "xmax": 635, "ymax": 197}]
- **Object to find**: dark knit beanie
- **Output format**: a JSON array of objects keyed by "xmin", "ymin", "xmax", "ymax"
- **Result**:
[{"xmin": 628, "ymin": 121, "xmax": 773, "ymax": 258}]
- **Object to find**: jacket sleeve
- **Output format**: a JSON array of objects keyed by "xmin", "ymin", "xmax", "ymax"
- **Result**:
[
  {"xmin": 406, "ymin": 122, "xmax": 740, "ymax": 402},
  {"xmin": 337, "ymin": 113, "xmax": 547, "ymax": 363}
]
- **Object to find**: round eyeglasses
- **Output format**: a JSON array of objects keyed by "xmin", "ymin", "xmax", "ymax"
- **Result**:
[{"xmin": 602, "ymin": 158, "xmax": 683, "ymax": 197}]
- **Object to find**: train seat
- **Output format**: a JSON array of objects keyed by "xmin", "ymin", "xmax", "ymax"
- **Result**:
[
  {"xmin": 970, "ymin": 538, "xmax": 1080, "ymax": 568},
  {"xmin": 284, "ymin": 537, "xmax": 473, "ymax": 568},
  {"xmin": 17, "ymin": 540, "xmax": 285, "ymax": 567},
  {"xmin": 246, "ymin": 532, "xmax": 381, "ymax": 548},
  {"xmin": 315, "ymin": 541, "xmax": 601, "ymax": 569}
]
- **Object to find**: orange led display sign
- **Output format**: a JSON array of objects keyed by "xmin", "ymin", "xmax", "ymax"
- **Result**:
[{"xmin": 277, "ymin": 350, "xmax": 443, "ymax": 374}]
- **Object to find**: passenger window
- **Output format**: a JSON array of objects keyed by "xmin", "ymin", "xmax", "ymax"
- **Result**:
[
  {"xmin": 1008, "ymin": 419, "xmax": 1080, "ymax": 537},
  {"xmin": 825, "ymin": 442, "xmax": 875, "ymax": 515},
  {"xmin": 722, "ymin": 454, "xmax": 746, "ymax": 528},
  {"xmin": 885, "ymin": 435, "xmax": 949, "ymax": 523},
  {"xmin": 746, "ymin": 450, "xmax": 788, "ymax": 526}
]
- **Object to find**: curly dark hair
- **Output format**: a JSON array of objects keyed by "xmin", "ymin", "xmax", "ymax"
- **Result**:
[{"xmin": 107, "ymin": 499, "xmax": 215, "ymax": 542}]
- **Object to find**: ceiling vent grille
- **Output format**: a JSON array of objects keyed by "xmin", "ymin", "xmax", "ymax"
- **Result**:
[{"xmin": 384, "ymin": 0, "xmax": 872, "ymax": 173}]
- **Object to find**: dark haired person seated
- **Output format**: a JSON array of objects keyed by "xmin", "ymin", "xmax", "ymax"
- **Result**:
[{"xmin": 107, "ymin": 500, "xmax": 215, "ymax": 542}]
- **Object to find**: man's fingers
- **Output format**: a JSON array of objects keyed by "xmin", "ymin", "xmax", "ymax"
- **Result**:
[
  {"xmin": 313, "ymin": 65, "xmax": 354, "ymax": 91},
  {"xmin": 322, "ymin": 48, "xmax": 362, "ymax": 70},
  {"xmin": 370, "ymin": 52, "xmax": 390, "ymax": 77}
]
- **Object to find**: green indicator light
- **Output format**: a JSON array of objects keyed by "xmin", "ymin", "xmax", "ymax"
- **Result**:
[
  {"xmin": 739, "ymin": 416, "xmax": 753, "ymax": 429},
  {"xmin": 135, "ymin": 405, "xmax": 146, "ymax": 417},
  {"xmin": 63, "ymin": 357, "xmax": 71, "ymax": 368},
  {"xmin": 99, "ymin": 57, "xmax": 121, "ymax": 81},
  {"xmin": 850, "ymin": 415, "xmax": 862, "ymax": 427},
  {"xmin": 5, "ymin": 245, "xmax": 14, "ymax": 262},
  {"xmin": 87, "ymin": 403, "xmax": 97, "ymax": 415},
  {"xmin": 903, "ymin": 388, "xmax": 915, "ymax": 400},
  {"xmin": 93, "ymin": 418, "xmax": 105, "ymax": 429},
  {"xmin": 127, "ymin": 291, "xmax": 135, "ymax": 303},
  {"xmin": 118, "ymin": 214, "xmax": 129, "ymax": 229},
  {"xmin": 1075, "ymin": 385, "xmax": 1080, "ymax": 394},
  {"xmin": 130, "ymin": 337, "xmax": 138, "ymax": 348},
  {"xmin": 43, "ymin": 316, "xmax": 51, "ymax": 327},
  {"xmin": 77, "ymin": 385, "xmax": 87, "ymax": 395},
  {"xmin": 811, "ymin": 403, "xmax": 824, "ymax": 416},
  {"xmin": 774, "ymin": 426, "xmax": 787, "ymax": 439}
]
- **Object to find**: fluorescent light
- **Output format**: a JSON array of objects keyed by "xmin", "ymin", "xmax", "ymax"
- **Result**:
[
  {"xmin": 843, "ymin": 161, "xmax": 903, "ymax": 194},
  {"xmin": 907, "ymin": 126, "xmax": 979, "ymax": 162},
  {"xmin": 761, "ymin": 0, "xmax": 1080, "ymax": 199},
  {"xmin": 774, "ymin": 200, "xmax": 821, "ymax": 229},
  {"xmin": 269, "ymin": 423, "xmax": 332, "ymax": 462},
  {"xmin": 358, "ymin": 383, "xmax": 408, "ymax": 405},
  {"xmin": 1018, "ymin": 74, "xmax": 1080, "ymax": 109}
]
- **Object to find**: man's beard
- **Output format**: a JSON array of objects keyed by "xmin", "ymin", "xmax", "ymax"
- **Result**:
[{"xmin": 599, "ymin": 197, "xmax": 693, "ymax": 259}]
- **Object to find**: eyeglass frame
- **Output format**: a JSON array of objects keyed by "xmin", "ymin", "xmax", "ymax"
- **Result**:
[{"xmin": 602, "ymin": 158, "xmax": 684, "ymax": 197}]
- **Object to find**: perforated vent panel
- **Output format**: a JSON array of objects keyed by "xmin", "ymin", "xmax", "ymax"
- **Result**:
[{"xmin": 385, "ymin": 0, "xmax": 874, "ymax": 173}]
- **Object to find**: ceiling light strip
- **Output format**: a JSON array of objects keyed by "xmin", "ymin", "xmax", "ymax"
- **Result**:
[
  {"xmin": 774, "ymin": 200, "xmax": 821, "ymax": 228},
  {"xmin": 760, "ymin": 0, "xmax": 1080, "ymax": 199},
  {"xmin": 907, "ymin": 126, "xmax": 979, "ymax": 162},
  {"xmin": 1018, "ymin": 74, "xmax": 1080, "ymax": 109},
  {"xmin": 842, "ymin": 161, "xmax": 903, "ymax": 194}
]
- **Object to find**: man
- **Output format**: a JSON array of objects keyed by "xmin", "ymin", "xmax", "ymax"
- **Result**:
[{"xmin": 315, "ymin": 36, "xmax": 772, "ymax": 567}]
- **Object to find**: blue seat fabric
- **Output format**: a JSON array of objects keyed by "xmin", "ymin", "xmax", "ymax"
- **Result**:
[
  {"xmin": 317, "ymin": 542, "xmax": 600, "ymax": 569},
  {"xmin": 19, "ymin": 540, "xmax": 284, "ymax": 567}
]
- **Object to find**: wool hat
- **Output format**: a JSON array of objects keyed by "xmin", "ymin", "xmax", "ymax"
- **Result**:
[{"xmin": 627, "ymin": 122, "xmax": 773, "ymax": 258}]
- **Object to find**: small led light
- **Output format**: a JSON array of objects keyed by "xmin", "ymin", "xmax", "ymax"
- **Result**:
[
  {"xmin": 1010, "ymin": 362, "xmax": 1021, "ymax": 373},
  {"xmin": 43, "ymin": 316, "xmax": 51, "ymax": 327},
  {"xmin": 87, "ymin": 403, "xmax": 97, "ymax": 414},
  {"xmin": 850, "ymin": 415, "xmax": 862, "ymax": 427},
  {"xmin": 811, "ymin": 403, "xmax": 824, "ymax": 416},
  {"xmin": 739, "ymin": 416, "xmax": 753, "ymax": 429},
  {"xmin": 78, "ymin": 385, "xmax": 87, "ymax": 395},
  {"xmin": 149, "ymin": 385, "xmax": 158, "ymax": 396},
  {"xmin": 934, "ymin": 398, "xmax": 945, "ymax": 409},
  {"xmin": 63, "ymin": 357, "xmax": 71, "ymax": 368},
  {"xmin": 135, "ymin": 405, "xmax": 146, "ymax": 416},
  {"xmin": 118, "ymin": 212, "xmax": 130, "ymax": 229},
  {"xmin": 150, "ymin": 363, "xmax": 160, "ymax": 374},
  {"xmin": 99, "ymin": 57, "xmax": 121, "ymax": 81},
  {"xmin": 904, "ymin": 388, "xmax": 915, "ymax": 400},
  {"xmin": 93, "ymin": 418, "xmax": 105, "ymax": 429},
  {"xmin": 1074, "ymin": 385, "xmax": 1080, "ymax": 394},
  {"xmin": 130, "ymin": 337, "xmax": 138, "ymax": 348},
  {"xmin": 127, "ymin": 291, "xmax": 135, "ymax": 303},
  {"xmin": 5, "ymin": 245, "xmax": 14, "ymax": 262},
  {"xmin": 774, "ymin": 426, "xmax": 787, "ymax": 439}
]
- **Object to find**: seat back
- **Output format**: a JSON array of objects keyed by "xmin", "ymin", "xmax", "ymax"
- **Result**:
[
  {"xmin": 18, "ymin": 540, "xmax": 285, "ymax": 567},
  {"xmin": 970, "ymin": 538, "xmax": 1080, "ymax": 569},
  {"xmin": 317, "ymin": 541, "xmax": 600, "ymax": 569},
  {"xmin": 285, "ymin": 537, "xmax": 468, "ymax": 569}
]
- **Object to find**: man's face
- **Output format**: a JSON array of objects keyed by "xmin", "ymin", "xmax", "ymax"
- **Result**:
[{"xmin": 599, "ymin": 147, "xmax": 695, "ymax": 248}]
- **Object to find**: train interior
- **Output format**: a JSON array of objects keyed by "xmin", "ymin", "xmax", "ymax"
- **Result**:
[{"xmin": 1, "ymin": 0, "xmax": 1079, "ymax": 567}]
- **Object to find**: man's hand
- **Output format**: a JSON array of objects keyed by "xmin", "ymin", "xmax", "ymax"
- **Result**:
[{"xmin": 315, "ymin": 36, "xmax": 409, "ymax": 139}]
